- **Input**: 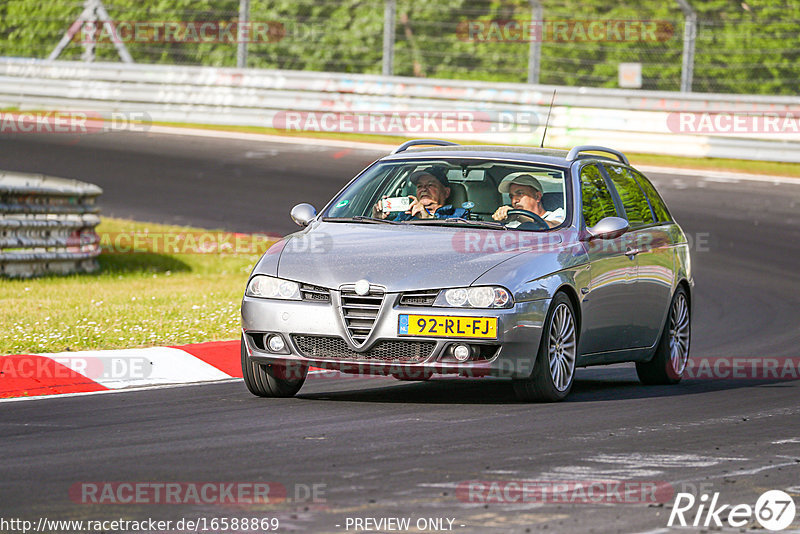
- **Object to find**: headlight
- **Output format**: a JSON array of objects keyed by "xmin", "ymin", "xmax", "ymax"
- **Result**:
[
  {"xmin": 434, "ymin": 286, "xmax": 512, "ymax": 309},
  {"xmin": 246, "ymin": 275, "xmax": 301, "ymax": 300}
]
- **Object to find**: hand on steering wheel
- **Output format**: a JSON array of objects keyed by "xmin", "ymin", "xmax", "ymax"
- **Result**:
[{"xmin": 504, "ymin": 209, "xmax": 549, "ymax": 230}]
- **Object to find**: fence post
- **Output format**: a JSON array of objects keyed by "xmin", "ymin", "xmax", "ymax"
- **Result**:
[
  {"xmin": 382, "ymin": 0, "xmax": 396, "ymax": 76},
  {"xmin": 82, "ymin": 0, "xmax": 97, "ymax": 62},
  {"xmin": 527, "ymin": 0, "xmax": 542, "ymax": 84},
  {"xmin": 676, "ymin": 0, "xmax": 696, "ymax": 92},
  {"xmin": 48, "ymin": 0, "xmax": 133, "ymax": 63},
  {"xmin": 237, "ymin": 0, "xmax": 250, "ymax": 68}
]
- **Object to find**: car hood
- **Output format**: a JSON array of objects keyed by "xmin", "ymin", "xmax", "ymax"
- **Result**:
[{"xmin": 272, "ymin": 221, "xmax": 551, "ymax": 292}]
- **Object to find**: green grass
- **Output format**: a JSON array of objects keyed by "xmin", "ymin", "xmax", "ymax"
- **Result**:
[
  {"xmin": 623, "ymin": 152, "xmax": 800, "ymax": 178},
  {"xmin": 0, "ymin": 217, "xmax": 274, "ymax": 355}
]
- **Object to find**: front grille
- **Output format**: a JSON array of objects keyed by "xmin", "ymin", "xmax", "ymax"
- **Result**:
[
  {"xmin": 300, "ymin": 283, "xmax": 330, "ymax": 302},
  {"xmin": 340, "ymin": 287, "xmax": 384, "ymax": 345},
  {"xmin": 399, "ymin": 289, "xmax": 439, "ymax": 306},
  {"xmin": 292, "ymin": 335, "xmax": 435, "ymax": 363}
]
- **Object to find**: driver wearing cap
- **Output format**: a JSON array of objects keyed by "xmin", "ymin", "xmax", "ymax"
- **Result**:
[{"xmin": 492, "ymin": 174, "xmax": 565, "ymax": 227}]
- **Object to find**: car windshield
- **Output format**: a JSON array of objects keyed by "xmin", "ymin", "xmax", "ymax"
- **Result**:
[{"xmin": 322, "ymin": 159, "xmax": 568, "ymax": 231}]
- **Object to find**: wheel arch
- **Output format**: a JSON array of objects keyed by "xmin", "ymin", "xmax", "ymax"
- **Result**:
[
  {"xmin": 676, "ymin": 278, "xmax": 692, "ymax": 311},
  {"xmin": 553, "ymin": 283, "xmax": 582, "ymax": 340},
  {"xmin": 642, "ymin": 279, "xmax": 691, "ymax": 363}
]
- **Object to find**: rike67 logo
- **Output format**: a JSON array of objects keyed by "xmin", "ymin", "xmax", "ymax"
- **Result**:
[{"xmin": 669, "ymin": 490, "xmax": 796, "ymax": 531}]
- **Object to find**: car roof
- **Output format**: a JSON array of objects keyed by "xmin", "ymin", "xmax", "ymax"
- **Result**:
[{"xmin": 379, "ymin": 143, "xmax": 625, "ymax": 167}]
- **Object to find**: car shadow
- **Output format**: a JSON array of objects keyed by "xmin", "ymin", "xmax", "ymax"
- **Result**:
[{"xmin": 297, "ymin": 365, "xmax": 791, "ymax": 404}]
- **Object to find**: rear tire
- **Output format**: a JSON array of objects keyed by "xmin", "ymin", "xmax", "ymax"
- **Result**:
[
  {"xmin": 241, "ymin": 336, "xmax": 307, "ymax": 397},
  {"xmin": 636, "ymin": 286, "xmax": 690, "ymax": 385},
  {"xmin": 513, "ymin": 293, "xmax": 578, "ymax": 402}
]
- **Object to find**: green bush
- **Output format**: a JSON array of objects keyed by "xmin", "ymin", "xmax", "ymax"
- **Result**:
[{"xmin": 1, "ymin": 0, "xmax": 798, "ymax": 95}]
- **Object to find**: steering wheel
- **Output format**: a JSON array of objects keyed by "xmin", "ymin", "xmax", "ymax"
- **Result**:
[{"xmin": 504, "ymin": 209, "xmax": 549, "ymax": 230}]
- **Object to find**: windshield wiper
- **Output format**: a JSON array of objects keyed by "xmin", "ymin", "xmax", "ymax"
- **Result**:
[
  {"xmin": 406, "ymin": 218, "xmax": 508, "ymax": 230},
  {"xmin": 322, "ymin": 216, "xmax": 401, "ymax": 225}
]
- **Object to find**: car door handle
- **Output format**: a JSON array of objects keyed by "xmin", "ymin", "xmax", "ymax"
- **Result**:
[{"xmin": 625, "ymin": 247, "xmax": 640, "ymax": 258}]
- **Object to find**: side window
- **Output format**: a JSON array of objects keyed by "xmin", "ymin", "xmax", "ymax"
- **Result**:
[
  {"xmin": 630, "ymin": 170, "xmax": 673, "ymax": 223},
  {"xmin": 605, "ymin": 165, "xmax": 655, "ymax": 227},
  {"xmin": 580, "ymin": 164, "xmax": 618, "ymax": 228}
]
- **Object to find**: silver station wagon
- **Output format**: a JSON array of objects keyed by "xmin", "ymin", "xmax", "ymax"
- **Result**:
[{"xmin": 241, "ymin": 140, "xmax": 693, "ymax": 401}]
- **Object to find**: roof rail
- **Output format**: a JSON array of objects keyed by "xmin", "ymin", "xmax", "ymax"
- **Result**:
[
  {"xmin": 566, "ymin": 145, "xmax": 629, "ymax": 165},
  {"xmin": 391, "ymin": 139, "xmax": 459, "ymax": 154}
]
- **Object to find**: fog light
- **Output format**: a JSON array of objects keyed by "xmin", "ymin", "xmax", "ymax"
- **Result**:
[
  {"xmin": 453, "ymin": 344, "xmax": 471, "ymax": 362},
  {"xmin": 267, "ymin": 334, "xmax": 285, "ymax": 352}
]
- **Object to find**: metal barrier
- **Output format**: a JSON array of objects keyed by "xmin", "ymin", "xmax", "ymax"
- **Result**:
[
  {"xmin": 0, "ymin": 171, "xmax": 102, "ymax": 278},
  {"xmin": 0, "ymin": 58, "xmax": 799, "ymax": 162}
]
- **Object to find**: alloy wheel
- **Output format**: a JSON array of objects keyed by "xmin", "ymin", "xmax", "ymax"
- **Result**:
[
  {"xmin": 669, "ymin": 293, "xmax": 690, "ymax": 376},
  {"xmin": 549, "ymin": 303, "xmax": 577, "ymax": 391}
]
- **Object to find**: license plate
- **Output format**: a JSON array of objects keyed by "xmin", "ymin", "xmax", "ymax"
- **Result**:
[{"xmin": 398, "ymin": 314, "xmax": 498, "ymax": 339}]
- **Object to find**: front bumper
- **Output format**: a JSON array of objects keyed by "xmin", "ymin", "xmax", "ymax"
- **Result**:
[{"xmin": 241, "ymin": 293, "xmax": 550, "ymax": 379}]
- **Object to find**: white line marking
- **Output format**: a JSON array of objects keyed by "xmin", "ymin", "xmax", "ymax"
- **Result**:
[
  {"xmin": 143, "ymin": 126, "xmax": 800, "ymax": 186},
  {"xmin": 723, "ymin": 460, "xmax": 799, "ymax": 477},
  {"xmin": 702, "ymin": 176, "xmax": 741, "ymax": 183},
  {"xmin": 538, "ymin": 466, "xmax": 663, "ymax": 480},
  {"xmin": 669, "ymin": 459, "xmax": 799, "ymax": 487},
  {"xmin": 0, "ymin": 378, "xmax": 241, "ymax": 403},
  {"xmin": 773, "ymin": 437, "xmax": 800, "ymax": 444},
  {"xmin": 639, "ymin": 164, "xmax": 800, "ymax": 186},
  {"xmin": 147, "ymin": 125, "xmax": 393, "ymax": 152},
  {"xmin": 535, "ymin": 454, "xmax": 748, "ymax": 482},
  {"xmin": 1, "ymin": 368, "xmax": 341, "ymax": 403},
  {"xmin": 590, "ymin": 453, "xmax": 747, "ymax": 468}
]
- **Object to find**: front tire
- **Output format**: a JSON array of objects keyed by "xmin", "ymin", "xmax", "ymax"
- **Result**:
[
  {"xmin": 241, "ymin": 336, "xmax": 307, "ymax": 397},
  {"xmin": 513, "ymin": 293, "xmax": 578, "ymax": 402},
  {"xmin": 636, "ymin": 286, "xmax": 690, "ymax": 385}
]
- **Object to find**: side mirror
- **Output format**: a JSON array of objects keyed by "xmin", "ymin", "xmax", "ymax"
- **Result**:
[
  {"xmin": 290, "ymin": 203, "xmax": 317, "ymax": 227},
  {"xmin": 585, "ymin": 216, "xmax": 629, "ymax": 240}
]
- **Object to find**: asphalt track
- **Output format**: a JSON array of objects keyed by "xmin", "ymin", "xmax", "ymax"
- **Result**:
[{"xmin": 1, "ymin": 130, "xmax": 799, "ymax": 533}]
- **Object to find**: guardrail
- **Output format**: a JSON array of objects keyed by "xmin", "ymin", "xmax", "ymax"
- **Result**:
[
  {"xmin": 0, "ymin": 58, "xmax": 799, "ymax": 162},
  {"xmin": 0, "ymin": 171, "xmax": 102, "ymax": 278}
]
